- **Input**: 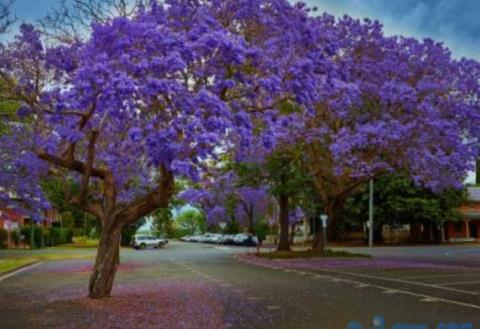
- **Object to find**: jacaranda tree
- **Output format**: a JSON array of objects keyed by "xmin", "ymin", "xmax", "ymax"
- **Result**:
[
  {"xmin": 233, "ymin": 146, "xmax": 313, "ymax": 251},
  {"xmin": 262, "ymin": 14, "xmax": 480, "ymax": 250},
  {"xmin": 1, "ymin": 0, "xmax": 479, "ymax": 296},
  {"xmin": 0, "ymin": 0, "xmax": 301, "ymax": 298},
  {"xmin": 181, "ymin": 170, "xmax": 271, "ymax": 233}
]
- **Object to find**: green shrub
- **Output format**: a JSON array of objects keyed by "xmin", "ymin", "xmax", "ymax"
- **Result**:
[
  {"xmin": 173, "ymin": 228, "xmax": 191, "ymax": 239},
  {"xmin": 20, "ymin": 226, "xmax": 44, "ymax": 248},
  {"xmin": 10, "ymin": 230, "xmax": 19, "ymax": 246},
  {"xmin": 19, "ymin": 226, "xmax": 73, "ymax": 248},
  {"xmin": 72, "ymin": 228, "xmax": 85, "ymax": 237},
  {"xmin": 0, "ymin": 228, "xmax": 8, "ymax": 249},
  {"xmin": 254, "ymin": 221, "xmax": 270, "ymax": 242},
  {"xmin": 49, "ymin": 227, "xmax": 73, "ymax": 246}
]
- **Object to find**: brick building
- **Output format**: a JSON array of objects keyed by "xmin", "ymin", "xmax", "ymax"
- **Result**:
[{"xmin": 444, "ymin": 187, "xmax": 480, "ymax": 242}]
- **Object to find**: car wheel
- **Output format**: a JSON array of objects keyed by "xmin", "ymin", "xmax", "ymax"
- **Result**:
[
  {"xmin": 158, "ymin": 242, "xmax": 165, "ymax": 249},
  {"xmin": 140, "ymin": 243, "xmax": 147, "ymax": 250}
]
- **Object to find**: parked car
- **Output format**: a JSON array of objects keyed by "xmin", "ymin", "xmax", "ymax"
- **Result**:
[
  {"xmin": 199, "ymin": 233, "xmax": 217, "ymax": 243},
  {"xmin": 233, "ymin": 233, "xmax": 259, "ymax": 246},
  {"xmin": 208, "ymin": 234, "xmax": 223, "ymax": 244},
  {"xmin": 220, "ymin": 234, "xmax": 236, "ymax": 245},
  {"xmin": 189, "ymin": 235, "xmax": 202, "ymax": 242},
  {"xmin": 180, "ymin": 235, "xmax": 192, "ymax": 242},
  {"xmin": 131, "ymin": 236, "xmax": 167, "ymax": 249}
]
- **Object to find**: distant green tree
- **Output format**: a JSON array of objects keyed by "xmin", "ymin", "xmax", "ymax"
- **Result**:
[
  {"xmin": 337, "ymin": 174, "xmax": 467, "ymax": 240},
  {"xmin": 0, "ymin": 80, "xmax": 20, "ymax": 135},
  {"xmin": 152, "ymin": 207, "xmax": 175, "ymax": 238},
  {"xmin": 40, "ymin": 178, "xmax": 100, "ymax": 235},
  {"xmin": 175, "ymin": 209, "xmax": 206, "ymax": 236},
  {"xmin": 152, "ymin": 180, "xmax": 188, "ymax": 238},
  {"xmin": 233, "ymin": 146, "xmax": 317, "ymax": 251}
]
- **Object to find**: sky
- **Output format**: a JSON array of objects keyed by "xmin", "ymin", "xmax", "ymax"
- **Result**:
[
  {"xmin": 307, "ymin": 0, "xmax": 480, "ymax": 60},
  {"xmin": 3, "ymin": 0, "xmax": 480, "ymax": 60}
]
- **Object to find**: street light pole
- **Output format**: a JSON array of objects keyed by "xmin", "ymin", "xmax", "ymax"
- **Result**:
[{"xmin": 368, "ymin": 179, "xmax": 374, "ymax": 247}]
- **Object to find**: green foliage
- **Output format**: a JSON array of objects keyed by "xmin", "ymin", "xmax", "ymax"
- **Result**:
[
  {"xmin": 224, "ymin": 219, "xmax": 240, "ymax": 234},
  {"xmin": 121, "ymin": 218, "xmax": 146, "ymax": 246},
  {"xmin": 337, "ymin": 174, "xmax": 467, "ymax": 234},
  {"xmin": 0, "ymin": 80, "xmax": 20, "ymax": 135},
  {"xmin": 152, "ymin": 179, "xmax": 190, "ymax": 238},
  {"xmin": 10, "ymin": 230, "xmax": 19, "ymax": 246},
  {"xmin": 40, "ymin": 178, "xmax": 101, "ymax": 236},
  {"xmin": 278, "ymin": 99, "xmax": 302, "ymax": 115},
  {"xmin": 19, "ymin": 226, "xmax": 72, "ymax": 248},
  {"xmin": 175, "ymin": 209, "xmax": 206, "ymax": 236},
  {"xmin": 232, "ymin": 146, "xmax": 321, "ymax": 227},
  {"xmin": 50, "ymin": 227, "xmax": 73, "ymax": 246},
  {"xmin": 152, "ymin": 208, "xmax": 175, "ymax": 238},
  {"xmin": 20, "ymin": 226, "xmax": 41, "ymax": 248},
  {"xmin": 253, "ymin": 220, "xmax": 270, "ymax": 241},
  {"xmin": 0, "ymin": 228, "xmax": 8, "ymax": 249},
  {"xmin": 233, "ymin": 147, "xmax": 311, "ymax": 199}
]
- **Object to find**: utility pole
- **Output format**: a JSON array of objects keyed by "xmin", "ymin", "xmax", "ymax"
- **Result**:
[{"xmin": 368, "ymin": 179, "xmax": 374, "ymax": 247}]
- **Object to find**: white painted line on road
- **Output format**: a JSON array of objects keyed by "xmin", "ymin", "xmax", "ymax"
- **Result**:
[
  {"xmin": 355, "ymin": 284, "xmax": 370, "ymax": 288},
  {"xmin": 0, "ymin": 262, "xmax": 43, "ymax": 282},
  {"xmin": 421, "ymin": 297, "xmax": 439, "ymax": 303},
  {"xmin": 267, "ymin": 305, "xmax": 279, "ymax": 310},
  {"xmin": 402, "ymin": 272, "xmax": 480, "ymax": 280},
  {"xmin": 286, "ymin": 269, "xmax": 480, "ymax": 310},
  {"xmin": 319, "ymin": 268, "xmax": 480, "ymax": 297},
  {"xmin": 383, "ymin": 289, "xmax": 399, "ymax": 294},
  {"xmin": 439, "ymin": 280, "xmax": 480, "ymax": 286}
]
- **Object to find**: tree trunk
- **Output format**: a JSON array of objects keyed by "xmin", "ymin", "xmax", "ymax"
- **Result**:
[
  {"xmin": 289, "ymin": 223, "xmax": 297, "ymax": 245},
  {"xmin": 312, "ymin": 202, "xmax": 338, "ymax": 253},
  {"xmin": 312, "ymin": 226, "xmax": 324, "ymax": 253},
  {"xmin": 277, "ymin": 194, "xmax": 290, "ymax": 251},
  {"xmin": 88, "ymin": 220, "xmax": 123, "ymax": 298},
  {"xmin": 247, "ymin": 211, "xmax": 255, "ymax": 234}
]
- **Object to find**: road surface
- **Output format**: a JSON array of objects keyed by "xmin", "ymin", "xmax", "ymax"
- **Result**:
[{"xmin": 0, "ymin": 242, "xmax": 479, "ymax": 329}]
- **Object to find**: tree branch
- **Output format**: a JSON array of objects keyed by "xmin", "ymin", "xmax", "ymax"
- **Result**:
[
  {"xmin": 116, "ymin": 165, "xmax": 175, "ymax": 225},
  {"xmin": 0, "ymin": 0, "xmax": 17, "ymax": 34},
  {"xmin": 78, "ymin": 130, "xmax": 99, "ymax": 205},
  {"xmin": 37, "ymin": 149, "xmax": 107, "ymax": 179}
]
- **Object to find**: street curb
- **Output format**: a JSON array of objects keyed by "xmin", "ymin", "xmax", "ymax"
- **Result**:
[{"xmin": 0, "ymin": 261, "xmax": 42, "ymax": 282}]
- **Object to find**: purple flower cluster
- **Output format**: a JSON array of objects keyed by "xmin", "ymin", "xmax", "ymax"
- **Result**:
[{"xmin": 181, "ymin": 171, "xmax": 271, "ymax": 229}]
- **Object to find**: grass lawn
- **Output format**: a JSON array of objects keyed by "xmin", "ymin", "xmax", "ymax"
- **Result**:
[
  {"xmin": 60, "ymin": 237, "xmax": 100, "ymax": 248},
  {"xmin": 0, "ymin": 247, "xmax": 97, "ymax": 274},
  {"xmin": 0, "ymin": 258, "xmax": 38, "ymax": 274},
  {"xmin": 257, "ymin": 249, "xmax": 370, "ymax": 260}
]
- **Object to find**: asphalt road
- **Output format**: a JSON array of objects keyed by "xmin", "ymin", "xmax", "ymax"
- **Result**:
[{"xmin": 0, "ymin": 242, "xmax": 479, "ymax": 329}]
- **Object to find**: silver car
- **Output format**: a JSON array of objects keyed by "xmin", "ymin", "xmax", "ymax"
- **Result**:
[{"xmin": 131, "ymin": 236, "xmax": 167, "ymax": 249}]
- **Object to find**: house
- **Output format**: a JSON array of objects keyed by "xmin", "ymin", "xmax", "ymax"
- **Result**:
[
  {"xmin": 0, "ymin": 208, "xmax": 25, "ymax": 231},
  {"xmin": 444, "ymin": 187, "xmax": 480, "ymax": 242},
  {"xmin": 0, "ymin": 206, "xmax": 61, "ymax": 231}
]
